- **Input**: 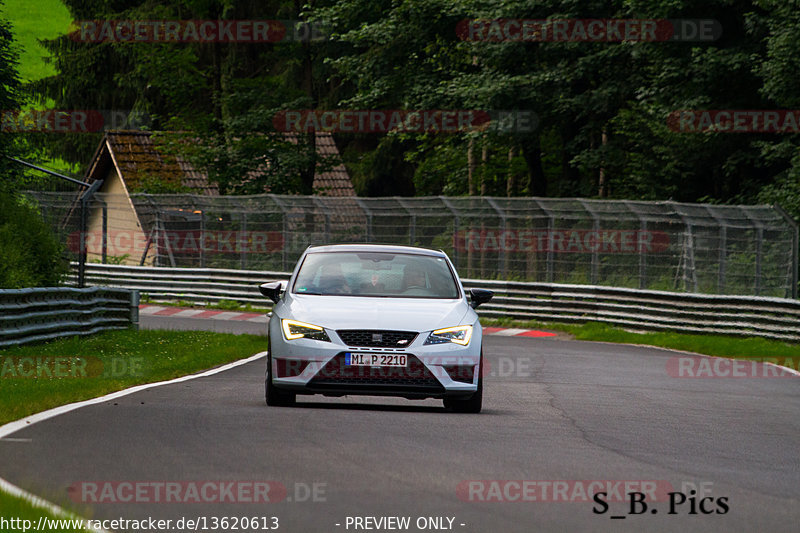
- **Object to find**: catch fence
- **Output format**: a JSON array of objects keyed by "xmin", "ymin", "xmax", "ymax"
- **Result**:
[{"xmin": 24, "ymin": 192, "xmax": 799, "ymax": 298}]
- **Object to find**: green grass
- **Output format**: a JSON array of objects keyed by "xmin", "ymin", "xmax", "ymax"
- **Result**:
[
  {"xmin": 0, "ymin": 328, "xmax": 266, "ymax": 425},
  {"xmin": 3, "ymin": 0, "xmax": 72, "ymax": 83},
  {"xmin": 483, "ymin": 317, "xmax": 800, "ymax": 367},
  {"xmin": 3, "ymin": 0, "xmax": 79, "ymax": 175},
  {"xmin": 0, "ymin": 491, "xmax": 93, "ymax": 531}
]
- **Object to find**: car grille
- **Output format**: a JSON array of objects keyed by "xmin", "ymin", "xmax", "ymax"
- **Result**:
[
  {"xmin": 308, "ymin": 353, "xmax": 444, "ymax": 390},
  {"xmin": 337, "ymin": 329, "xmax": 418, "ymax": 348}
]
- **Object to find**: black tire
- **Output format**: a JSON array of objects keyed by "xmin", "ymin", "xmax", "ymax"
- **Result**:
[
  {"xmin": 265, "ymin": 346, "xmax": 295, "ymax": 407},
  {"xmin": 444, "ymin": 353, "xmax": 483, "ymax": 413}
]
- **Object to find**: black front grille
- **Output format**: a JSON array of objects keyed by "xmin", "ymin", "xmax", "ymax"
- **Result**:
[
  {"xmin": 337, "ymin": 329, "xmax": 418, "ymax": 348},
  {"xmin": 308, "ymin": 353, "xmax": 444, "ymax": 390}
]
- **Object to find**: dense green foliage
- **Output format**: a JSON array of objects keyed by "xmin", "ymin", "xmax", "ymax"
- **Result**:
[
  {"xmin": 1, "ymin": 1, "xmax": 67, "ymax": 288},
  {"xmin": 0, "ymin": 191, "xmax": 68, "ymax": 287},
  {"xmin": 4, "ymin": 0, "xmax": 800, "ymax": 216},
  {"xmin": 0, "ymin": 0, "xmax": 23, "ymax": 190}
]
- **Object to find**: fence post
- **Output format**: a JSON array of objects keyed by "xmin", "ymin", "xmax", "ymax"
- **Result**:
[
  {"xmin": 639, "ymin": 220, "xmax": 648, "ymax": 289},
  {"xmin": 773, "ymin": 202, "xmax": 798, "ymax": 299},
  {"xmin": 755, "ymin": 227, "xmax": 763, "ymax": 296},
  {"xmin": 78, "ymin": 179, "xmax": 104, "ymax": 287},
  {"xmin": 241, "ymin": 212, "xmax": 248, "ymax": 270},
  {"xmin": 102, "ymin": 202, "xmax": 108, "ymax": 264}
]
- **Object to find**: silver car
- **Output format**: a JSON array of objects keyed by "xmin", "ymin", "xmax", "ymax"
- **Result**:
[{"xmin": 259, "ymin": 244, "xmax": 493, "ymax": 412}]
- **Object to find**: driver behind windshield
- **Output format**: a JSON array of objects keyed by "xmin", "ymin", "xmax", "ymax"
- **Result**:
[
  {"xmin": 403, "ymin": 267, "xmax": 427, "ymax": 291},
  {"xmin": 316, "ymin": 263, "xmax": 352, "ymax": 294}
]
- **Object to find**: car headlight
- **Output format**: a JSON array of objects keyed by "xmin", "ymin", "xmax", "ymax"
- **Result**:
[
  {"xmin": 281, "ymin": 319, "xmax": 330, "ymax": 342},
  {"xmin": 424, "ymin": 325, "xmax": 473, "ymax": 346}
]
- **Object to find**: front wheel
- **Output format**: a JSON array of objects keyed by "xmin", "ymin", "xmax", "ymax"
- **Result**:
[
  {"xmin": 265, "ymin": 349, "xmax": 295, "ymax": 407},
  {"xmin": 444, "ymin": 354, "xmax": 483, "ymax": 413}
]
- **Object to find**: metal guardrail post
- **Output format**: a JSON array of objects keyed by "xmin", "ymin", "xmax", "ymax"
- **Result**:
[{"xmin": 130, "ymin": 289, "xmax": 140, "ymax": 331}]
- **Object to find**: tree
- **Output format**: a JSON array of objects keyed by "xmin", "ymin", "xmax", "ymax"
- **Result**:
[
  {"xmin": 30, "ymin": 0, "xmax": 341, "ymax": 194},
  {"xmin": 0, "ymin": 1, "xmax": 67, "ymax": 288},
  {"xmin": 0, "ymin": 0, "xmax": 24, "ymax": 193}
]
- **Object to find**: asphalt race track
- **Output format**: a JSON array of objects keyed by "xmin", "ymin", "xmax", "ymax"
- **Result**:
[{"xmin": 0, "ymin": 315, "xmax": 798, "ymax": 532}]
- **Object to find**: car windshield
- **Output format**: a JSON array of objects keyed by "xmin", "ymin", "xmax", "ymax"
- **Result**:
[{"xmin": 293, "ymin": 251, "xmax": 460, "ymax": 298}]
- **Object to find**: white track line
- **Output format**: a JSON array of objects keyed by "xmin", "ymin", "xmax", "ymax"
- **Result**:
[
  {"xmin": 171, "ymin": 309, "xmax": 207, "ymax": 318},
  {"xmin": 491, "ymin": 328, "xmax": 527, "ymax": 336},
  {"xmin": 138, "ymin": 305, "xmax": 166, "ymax": 315},
  {"xmin": 764, "ymin": 362, "xmax": 800, "ymax": 376},
  {"xmin": 0, "ymin": 351, "xmax": 268, "ymax": 533},
  {"xmin": 208, "ymin": 311, "xmax": 243, "ymax": 320},
  {"xmin": 0, "ymin": 476, "xmax": 111, "ymax": 533}
]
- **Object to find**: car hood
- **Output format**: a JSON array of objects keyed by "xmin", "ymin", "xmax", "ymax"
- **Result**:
[{"xmin": 281, "ymin": 294, "xmax": 471, "ymax": 332}]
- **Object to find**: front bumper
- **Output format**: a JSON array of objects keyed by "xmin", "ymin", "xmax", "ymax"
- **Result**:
[{"xmin": 268, "ymin": 322, "xmax": 482, "ymax": 399}]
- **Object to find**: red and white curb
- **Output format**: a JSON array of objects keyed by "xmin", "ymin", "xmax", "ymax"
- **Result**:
[
  {"xmin": 482, "ymin": 326, "xmax": 556, "ymax": 338},
  {"xmin": 138, "ymin": 305, "xmax": 557, "ymax": 337},
  {"xmin": 139, "ymin": 305, "xmax": 268, "ymax": 323}
]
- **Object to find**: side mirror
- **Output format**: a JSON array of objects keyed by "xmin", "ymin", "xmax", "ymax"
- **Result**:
[
  {"xmin": 469, "ymin": 288, "xmax": 494, "ymax": 309},
  {"xmin": 259, "ymin": 281, "xmax": 287, "ymax": 304}
]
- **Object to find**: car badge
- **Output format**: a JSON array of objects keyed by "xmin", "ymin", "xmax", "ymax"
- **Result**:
[{"xmin": 397, "ymin": 339, "xmax": 408, "ymax": 345}]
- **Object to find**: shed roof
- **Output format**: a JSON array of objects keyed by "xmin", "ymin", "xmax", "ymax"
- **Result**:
[{"xmin": 85, "ymin": 130, "xmax": 355, "ymax": 197}]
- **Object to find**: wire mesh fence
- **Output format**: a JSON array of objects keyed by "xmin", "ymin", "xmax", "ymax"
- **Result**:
[{"xmin": 22, "ymin": 191, "xmax": 799, "ymax": 298}]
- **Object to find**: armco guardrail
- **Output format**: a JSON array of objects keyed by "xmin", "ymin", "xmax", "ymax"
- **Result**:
[
  {"xmin": 69, "ymin": 263, "xmax": 288, "ymax": 306},
  {"xmin": 70, "ymin": 263, "xmax": 800, "ymax": 342},
  {"xmin": 472, "ymin": 280, "xmax": 800, "ymax": 342},
  {"xmin": 0, "ymin": 287, "xmax": 139, "ymax": 347}
]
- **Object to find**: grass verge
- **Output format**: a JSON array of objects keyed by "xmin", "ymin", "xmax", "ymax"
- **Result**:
[
  {"xmin": 482, "ymin": 317, "xmax": 800, "ymax": 367},
  {"xmin": 0, "ymin": 491, "xmax": 94, "ymax": 532},
  {"xmin": 0, "ymin": 328, "xmax": 266, "ymax": 426},
  {"xmin": 0, "ymin": 328, "xmax": 266, "ymax": 528},
  {"xmin": 4, "ymin": 0, "xmax": 72, "ymax": 82}
]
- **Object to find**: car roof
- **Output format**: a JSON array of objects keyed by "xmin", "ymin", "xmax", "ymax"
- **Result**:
[{"xmin": 305, "ymin": 243, "xmax": 448, "ymax": 258}]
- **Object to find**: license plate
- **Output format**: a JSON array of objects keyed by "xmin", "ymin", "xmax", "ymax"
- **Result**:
[{"xmin": 345, "ymin": 353, "xmax": 408, "ymax": 367}]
